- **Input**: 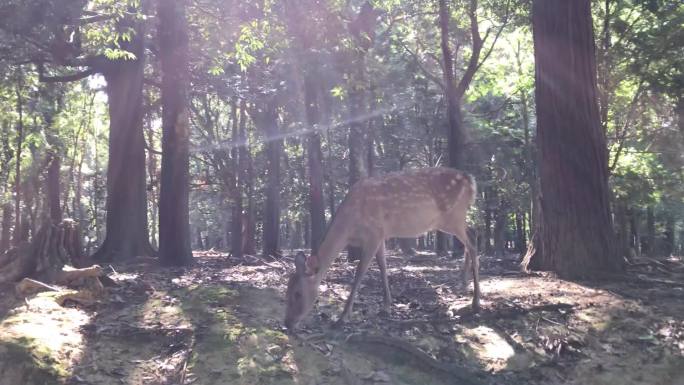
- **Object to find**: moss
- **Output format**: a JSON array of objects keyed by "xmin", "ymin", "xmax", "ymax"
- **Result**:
[{"xmin": 0, "ymin": 338, "xmax": 67, "ymax": 384}]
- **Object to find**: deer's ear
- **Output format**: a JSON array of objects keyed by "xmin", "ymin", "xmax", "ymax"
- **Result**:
[
  {"xmin": 305, "ymin": 254, "xmax": 319, "ymax": 276},
  {"xmin": 294, "ymin": 252, "xmax": 307, "ymax": 275}
]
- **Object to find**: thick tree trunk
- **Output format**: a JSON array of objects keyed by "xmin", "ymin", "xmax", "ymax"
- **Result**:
[
  {"xmin": 196, "ymin": 228, "xmax": 204, "ymax": 250},
  {"xmin": 439, "ymin": 0, "xmax": 477, "ymax": 257},
  {"xmin": 145, "ymin": 118, "xmax": 159, "ymax": 249},
  {"xmin": 231, "ymin": 101, "xmax": 244, "ymax": 259},
  {"xmin": 92, "ymin": 49, "xmax": 154, "ymax": 262},
  {"xmin": 522, "ymin": 0, "xmax": 622, "ymax": 277},
  {"xmin": 304, "ymin": 77, "xmax": 327, "ymax": 254},
  {"xmin": 493, "ymin": 202, "xmax": 507, "ymax": 257},
  {"xmin": 643, "ymin": 206, "xmax": 655, "ymax": 256},
  {"xmin": 46, "ymin": 154, "xmax": 62, "ymax": 223},
  {"xmin": 257, "ymin": 101, "xmax": 282, "ymax": 257},
  {"xmin": 663, "ymin": 214, "xmax": 675, "ymax": 257},
  {"xmin": 0, "ymin": 204, "xmax": 11, "ymax": 253},
  {"xmin": 348, "ymin": 71, "xmax": 367, "ymax": 186},
  {"xmin": 13, "ymin": 83, "xmax": 24, "ymax": 247},
  {"xmin": 157, "ymin": 0, "xmax": 193, "ymax": 266},
  {"xmin": 629, "ymin": 208, "xmax": 640, "ymax": 257},
  {"xmin": 243, "ymin": 110, "xmax": 257, "ymax": 257},
  {"xmin": 515, "ymin": 211, "xmax": 526, "ymax": 254},
  {"xmin": 614, "ymin": 203, "xmax": 631, "ymax": 260}
]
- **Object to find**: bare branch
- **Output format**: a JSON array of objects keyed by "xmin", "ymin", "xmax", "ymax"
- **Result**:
[
  {"xmin": 398, "ymin": 40, "xmax": 445, "ymax": 90},
  {"xmin": 37, "ymin": 63, "xmax": 94, "ymax": 83}
]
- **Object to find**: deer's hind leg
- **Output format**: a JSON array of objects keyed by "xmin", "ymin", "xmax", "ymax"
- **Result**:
[{"xmin": 440, "ymin": 218, "xmax": 481, "ymax": 312}]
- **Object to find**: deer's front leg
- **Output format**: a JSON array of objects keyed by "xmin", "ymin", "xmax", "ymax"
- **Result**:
[
  {"xmin": 375, "ymin": 242, "xmax": 392, "ymax": 315},
  {"xmin": 337, "ymin": 241, "xmax": 380, "ymax": 324}
]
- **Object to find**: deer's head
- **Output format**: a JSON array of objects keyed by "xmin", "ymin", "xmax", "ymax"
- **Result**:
[{"xmin": 284, "ymin": 251, "xmax": 319, "ymax": 330}]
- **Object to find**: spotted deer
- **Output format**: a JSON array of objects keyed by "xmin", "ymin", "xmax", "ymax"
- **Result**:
[{"xmin": 284, "ymin": 167, "xmax": 479, "ymax": 329}]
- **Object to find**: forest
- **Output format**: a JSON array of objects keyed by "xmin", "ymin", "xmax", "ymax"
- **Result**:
[{"xmin": 0, "ymin": 0, "xmax": 682, "ymax": 384}]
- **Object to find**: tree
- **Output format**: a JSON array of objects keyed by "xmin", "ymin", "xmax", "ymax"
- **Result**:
[
  {"xmin": 91, "ymin": 11, "xmax": 155, "ymax": 262},
  {"xmin": 283, "ymin": 0, "xmax": 328, "ymax": 253},
  {"xmin": 157, "ymin": 0, "xmax": 193, "ymax": 266},
  {"xmin": 255, "ymin": 99, "xmax": 282, "ymax": 257},
  {"xmin": 522, "ymin": 0, "xmax": 624, "ymax": 277}
]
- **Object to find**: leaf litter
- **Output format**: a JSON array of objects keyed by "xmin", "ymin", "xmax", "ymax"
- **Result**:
[{"xmin": 0, "ymin": 251, "xmax": 683, "ymax": 385}]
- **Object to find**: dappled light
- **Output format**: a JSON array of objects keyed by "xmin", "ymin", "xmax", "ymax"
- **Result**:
[{"xmin": 0, "ymin": 0, "xmax": 682, "ymax": 384}]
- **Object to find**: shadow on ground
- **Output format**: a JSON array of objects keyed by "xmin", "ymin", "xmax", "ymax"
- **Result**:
[{"xmin": 0, "ymin": 251, "xmax": 683, "ymax": 385}]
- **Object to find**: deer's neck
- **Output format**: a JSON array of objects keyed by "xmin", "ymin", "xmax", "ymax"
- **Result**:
[{"xmin": 313, "ymin": 201, "xmax": 354, "ymax": 283}]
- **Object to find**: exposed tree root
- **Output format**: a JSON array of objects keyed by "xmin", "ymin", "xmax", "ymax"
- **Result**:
[{"xmin": 345, "ymin": 333, "xmax": 486, "ymax": 385}]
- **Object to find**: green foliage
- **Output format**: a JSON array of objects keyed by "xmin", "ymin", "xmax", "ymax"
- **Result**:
[{"xmin": 0, "ymin": 0, "xmax": 681, "ymax": 255}]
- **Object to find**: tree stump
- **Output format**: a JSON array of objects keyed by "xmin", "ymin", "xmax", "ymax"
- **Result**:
[{"xmin": 0, "ymin": 218, "xmax": 105, "ymax": 306}]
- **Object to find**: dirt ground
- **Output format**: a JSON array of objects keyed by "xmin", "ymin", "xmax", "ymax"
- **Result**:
[{"xmin": 0, "ymin": 250, "xmax": 683, "ymax": 385}]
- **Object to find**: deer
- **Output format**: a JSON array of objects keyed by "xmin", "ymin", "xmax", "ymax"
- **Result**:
[{"xmin": 284, "ymin": 167, "xmax": 480, "ymax": 329}]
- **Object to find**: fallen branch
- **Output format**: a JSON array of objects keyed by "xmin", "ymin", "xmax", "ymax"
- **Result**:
[
  {"xmin": 635, "ymin": 275, "xmax": 684, "ymax": 288},
  {"xmin": 15, "ymin": 278, "xmax": 61, "ymax": 296}
]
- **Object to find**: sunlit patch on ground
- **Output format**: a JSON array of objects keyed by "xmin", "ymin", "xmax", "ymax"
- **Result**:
[{"xmin": 0, "ymin": 293, "xmax": 90, "ymax": 383}]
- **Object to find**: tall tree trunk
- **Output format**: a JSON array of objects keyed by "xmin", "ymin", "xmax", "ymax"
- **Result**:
[
  {"xmin": 0, "ymin": 204, "xmax": 11, "ymax": 253},
  {"xmin": 13, "ymin": 81, "xmax": 24, "ymax": 246},
  {"xmin": 615, "ymin": 204, "xmax": 630, "ymax": 259},
  {"xmin": 438, "ymin": 0, "xmax": 482, "ymax": 256},
  {"xmin": 643, "ymin": 206, "xmax": 655, "ymax": 256},
  {"xmin": 243, "ymin": 106, "xmax": 257, "ymax": 256},
  {"xmin": 483, "ymin": 188, "xmax": 493, "ymax": 255},
  {"xmin": 522, "ymin": 0, "xmax": 622, "ymax": 277},
  {"xmin": 92, "ymin": 16, "xmax": 154, "ymax": 262},
  {"xmin": 322, "ymin": 89, "xmax": 337, "ymax": 217},
  {"xmin": 515, "ymin": 211, "xmax": 526, "ymax": 253},
  {"xmin": 145, "ymin": 118, "xmax": 159, "ymax": 248},
  {"xmin": 348, "ymin": 59, "xmax": 367, "ymax": 186},
  {"xmin": 231, "ymin": 100, "xmax": 244, "ymax": 259},
  {"xmin": 629, "ymin": 208, "xmax": 640, "ymax": 257},
  {"xmin": 493, "ymin": 201, "xmax": 507, "ymax": 256},
  {"xmin": 257, "ymin": 101, "xmax": 282, "ymax": 257},
  {"xmin": 157, "ymin": 0, "xmax": 193, "ymax": 266},
  {"xmin": 663, "ymin": 213, "xmax": 675, "ymax": 257},
  {"xmin": 46, "ymin": 154, "xmax": 62, "ymax": 223},
  {"xmin": 304, "ymin": 77, "xmax": 327, "ymax": 254},
  {"xmin": 196, "ymin": 228, "xmax": 204, "ymax": 250}
]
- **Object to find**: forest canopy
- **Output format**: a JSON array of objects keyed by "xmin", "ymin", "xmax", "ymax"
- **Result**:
[{"xmin": 0, "ymin": 0, "xmax": 681, "ymax": 270}]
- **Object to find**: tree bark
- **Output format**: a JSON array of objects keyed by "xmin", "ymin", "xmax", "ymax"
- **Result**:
[
  {"xmin": 643, "ymin": 206, "xmax": 655, "ymax": 256},
  {"xmin": 628, "ymin": 208, "xmax": 640, "ymax": 257},
  {"xmin": 157, "ymin": 0, "xmax": 193, "ymax": 266},
  {"xmin": 515, "ymin": 211, "xmax": 526, "ymax": 254},
  {"xmin": 438, "ymin": 0, "xmax": 481, "ymax": 256},
  {"xmin": 239, "ymin": 101, "xmax": 256, "ymax": 256},
  {"xmin": 230, "ymin": 100, "xmax": 244, "ymax": 259},
  {"xmin": 493, "ymin": 201, "xmax": 507, "ymax": 257},
  {"xmin": 92, "ymin": 16, "xmax": 154, "ymax": 262},
  {"xmin": 0, "ymin": 204, "xmax": 11, "ymax": 253},
  {"xmin": 256, "ymin": 101, "xmax": 282, "ymax": 257},
  {"xmin": 304, "ymin": 76, "xmax": 327, "ymax": 254},
  {"xmin": 522, "ymin": 0, "xmax": 622, "ymax": 277},
  {"xmin": 348, "ymin": 57, "xmax": 367, "ymax": 187},
  {"xmin": 46, "ymin": 154, "xmax": 62, "ymax": 223},
  {"xmin": 13, "ymin": 81, "xmax": 24, "ymax": 246},
  {"xmin": 663, "ymin": 212, "xmax": 674, "ymax": 257}
]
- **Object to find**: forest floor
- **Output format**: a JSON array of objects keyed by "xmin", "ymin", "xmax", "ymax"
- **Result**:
[{"xmin": 0, "ymin": 250, "xmax": 683, "ymax": 385}]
